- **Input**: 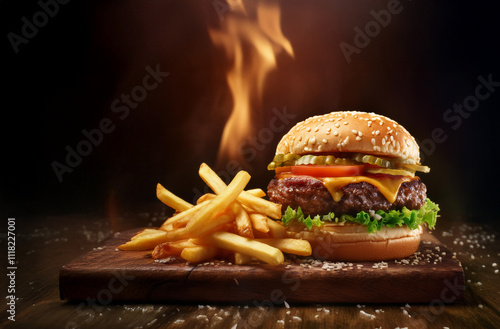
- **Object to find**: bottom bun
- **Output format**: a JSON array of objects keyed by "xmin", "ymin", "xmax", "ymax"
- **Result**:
[{"xmin": 286, "ymin": 224, "xmax": 422, "ymax": 261}]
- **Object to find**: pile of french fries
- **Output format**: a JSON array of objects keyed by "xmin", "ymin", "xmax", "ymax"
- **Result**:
[{"xmin": 118, "ymin": 163, "xmax": 311, "ymax": 265}]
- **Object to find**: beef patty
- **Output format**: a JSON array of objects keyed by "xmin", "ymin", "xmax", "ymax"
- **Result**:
[{"xmin": 267, "ymin": 175, "xmax": 427, "ymax": 216}]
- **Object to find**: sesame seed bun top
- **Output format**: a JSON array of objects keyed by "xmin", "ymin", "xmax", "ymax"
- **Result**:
[{"xmin": 275, "ymin": 111, "xmax": 421, "ymax": 163}]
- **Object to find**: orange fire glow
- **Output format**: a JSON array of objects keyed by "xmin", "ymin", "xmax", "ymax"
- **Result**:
[{"xmin": 210, "ymin": 1, "xmax": 294, "ymax": 167}]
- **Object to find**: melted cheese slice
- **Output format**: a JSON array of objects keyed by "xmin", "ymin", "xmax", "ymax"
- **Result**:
[{"xmin": 321, "ymin": 176, "xmax": 414, "ymax": 203}]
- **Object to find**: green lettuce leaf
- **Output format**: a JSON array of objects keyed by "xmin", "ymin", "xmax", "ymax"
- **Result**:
[{"xmin": 281, "ymin": 198, "xmax": 440, "ymax": 234}]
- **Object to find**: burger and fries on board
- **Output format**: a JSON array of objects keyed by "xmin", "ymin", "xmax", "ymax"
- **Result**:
[{"xmin": 119, "ymin": 111, "xmax": 440, "ymax": 264}]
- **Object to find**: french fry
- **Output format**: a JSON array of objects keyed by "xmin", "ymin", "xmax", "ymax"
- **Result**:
[
  {"xmin": 131, "ymin": 228, "xmax": 163, "ymax": 240},
  {"xmin": 245, "ymin": 188, "xmax": 266, "ymax": 198},
  {"xmin": 196, "ymin": 231, "xmax": 284, "ymax": 266},
  {"xmin": 241, "ymin": 203, "xmax": 255, "ymax": 214},
  {"xmin": 252, "ymin": 229, "xmax": 271, "ymax": 239},
  {"xmin": 156, "ymin": 183, "xmax": 193, "ymax": 212},
  {"xmin": 256, "ymin": 238, "xmax": 312, "ymax": 256},
  {"xmin": 198, "ymin": 163, "xmax": 281, "ymax": 219},
  {"xmin": 234, "ymin": 252, "xmax": 253, "ymax": 265},
  {"xmin": 231, "ymin": 202, "xmax": 254, "ymax": 238},
  {"xmin": 249, "ymin": 213, "xmax": 270, "ymax": 233},
  {"xmin": 165, "ymin": 212, "xmax": 235, "ymax": 241},
  {"xmin": 185, "ymin": 170, "xmax": 250, "ymax": 232},
  {"xmin": 238, "ymin": 193, "xmax": 281, "ymax": 219},
  {"xmin": 160, "ymin": 200, "xmax": 210, "ymax": 231},
  {"xmin": 118, "ymin": 230, "xmax": 170, "ymax": 250},
  {"xmin": 197, "ymin": 193, "xmax": 216, "ymax": 204},
  {"xmin": 172, "ymin": 218, "xmax": 189, "ymax": 230},
  {"xmin": 181, "ymin": 246, "xmax": 218, "ymax": 263},
  {"xmin": 162, "ymin": 223, "xmax": 174, "ymax": 231},
  {"xmin": 266, "ymin": 218, "xmax": 286, "ymax": 238},
  {"xmin": 152, "ymin": 240, "xmax": 197, "ymax": 259}
]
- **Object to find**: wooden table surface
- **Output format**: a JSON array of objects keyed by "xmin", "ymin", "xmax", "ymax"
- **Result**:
[{"xmin": 1, "ymin": 205, "xmax": 499, "ymax": 329}]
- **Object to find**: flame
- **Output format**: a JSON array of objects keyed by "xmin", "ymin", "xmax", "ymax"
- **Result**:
[{"xmin": 210, "ymin": 1, "xmax": 294, "ymax": 167}]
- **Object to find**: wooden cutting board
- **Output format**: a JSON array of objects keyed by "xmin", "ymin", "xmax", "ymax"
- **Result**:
[{"xmin": 59, "ymin": 229, "xmax": 465, "ymax": 303}]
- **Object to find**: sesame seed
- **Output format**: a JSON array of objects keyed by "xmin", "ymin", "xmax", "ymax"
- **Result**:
[
  {"xmin": 352, "ymin": 130, "xmax": 358, "ymax": 135},
  {"xmin": 333, "ymin": 131, "xmax": 339, "ymax": 136},
  {"xmin": 343, "ymin": 121, "xmax": 349, "ymax": 125},
  {"xmin": 334, "ymin": 122, "xmax": 340, "ymax": 128},
  {"xmin": 314, "ymin": 127, "xmax": 319, "ymax": 132},
  {"xmin": 356, "ymin": 136, "xmax": 362, "ymax": 141},
  {"xmin": 322, "ymin": 139, "xmax": 328, "ymax": 144},
  {"xmin": 358, "ymin": 131, "xmax": 362, "ymax": 136},
  {"xmin": 371, "ymin": 138, "xmax": 376, "ymax": 145},
  {"xmin": 375, "ymin": 130, "xmax": 380, "ymax": 135}
]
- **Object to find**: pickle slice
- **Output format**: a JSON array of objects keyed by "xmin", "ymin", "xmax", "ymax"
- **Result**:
[
  {"xmin": 268, "ymin": 153, "xmax": 361, "ymax": 170},
  {"xmin": 325, "ymin": 155, "xmax": 335, "ymax": 165},
  {"xmin": 332, "ymin": 158, "xmax": 359, "ymax": 165},
  {"xmin": 283, "ymin": 153, "xmax": 299, "ymax": 162},
  {"xmin": 353, "ymin": 153, "xmax": 430, "ymax": 173},
  {"xmin": 267, "ymin": 162, "xmax": 277, "ymax": 170},
  {"xmin": 396, "ymin": 163, "xmax": 430, "ymax": 173},
  {"xmin": 269, "ymin": 154, "xmax": 301, "ymax": 169},
  {"xmin": 353, "ymin": 153, "xmax": 395, "ymax": 169},
  {"xmin": 365, "ymin": 167, "xmax": 415, "ymax": 177},
  {"xmin": 295, "ymin": 154, "xmax": 312, "ymax": 165},
  {"xmin": 272, "ymin": 154, "xmax": 284, "ymax": 164}
]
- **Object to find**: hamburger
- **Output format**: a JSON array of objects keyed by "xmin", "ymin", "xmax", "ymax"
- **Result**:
[{"xmin": 267, "ymin": 111, "xmax": 439, "ymax": 261}]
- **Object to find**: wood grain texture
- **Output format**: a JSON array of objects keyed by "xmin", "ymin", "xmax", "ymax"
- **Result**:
[{"xmin": 59, "ymin": 228, "xmax": 465, "ymax": 303}]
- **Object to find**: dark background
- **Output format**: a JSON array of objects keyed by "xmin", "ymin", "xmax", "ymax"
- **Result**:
[{"xmin": 2, "ymin": 0, "xmax": 499, "ymax": 221}]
